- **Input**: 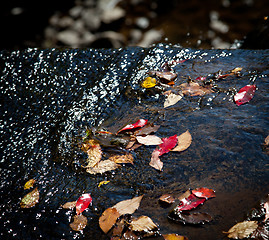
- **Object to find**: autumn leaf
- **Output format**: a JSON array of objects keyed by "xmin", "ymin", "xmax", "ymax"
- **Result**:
[
  {"xmin": 117, "ymin": 119, "xmax": 148, "ymax": 134},
  {"xmin": 175, "ymin": 193, "xmax": 205, "ymax": 211},
  {"xmin": 129, "ymin": 215, "xmax": 158, "ymax": 232},
  {"xmin": 99, "ymin": 207, "xmax": 121, "ymax": 234},
  {"xmin": 224, "ymin": 221, "xmax": 258, "ymax": 239},
  {"xmin": 86, "ymin": 160, "xmax": 119, "ymax": 174},
  {"xmin": 169, "ymin": 211, "xmax": 212, "ymax": 225},
  {"xmin": 178, "ymin": 190, "xmax": 192, "ymax": 201},
  {"xmin": 159, "ymin": 194, "xmax": 175, "ymax": 204},
  {"xmin": 149, "ymin": 149, "xmax": 163, "ymax": 171},
  {"xmin": 20, "ymin": 187, "xmax": 39, "ymax": 208},
  {"xmin": 164, "ymin": 93, "xmax": 183, "ymax": 108},
  {"xmin": 141, "ymin": 77, "xmax": 157, "ymax": 88},
  {"xmin": 179, "ymin": 82, "xmax": 213, "ymax": 96},
  {"xmin": 158, "ymin": 135, "xmax": 178, "ymax": 156},
  {"xmin": 136, "ymin": 135, "xmax": 163, "ymax": 146},
  {"xmin": 163, "ymin": 233, "xmax": 189, "ymax": 240},
  {"xmin": 109, "ymin": 153, "xmax": 134, "ymax": 164},
  {"xmin": 76, "ymin": 193, "xmax": 92, "ymax": 215},
  {"xmin": 70, "ymin": 214, "xmax": 88, "ymax": 231},
  {"xmin": 134, "ymin": 123, "xmax": 160, "ymax": 136},
  {"xmin": 171, "ymin": 130, "xmax": 192, "ymax": 152},
  {"xmin": 62, "ymin": 200, "xmax": 77, "ymax": 209},
  {"xmin": 113, "ymin": 195, "xmax": 143, "ymax": 215},
  {"xmin": 264, "ymin": 198, "xmax": 269, "ymax": 222},
  {"xmin": 192, "ymin": 187, "xmax": 216, "ymax": 199},
  {"xmin": 98, "ymin": 180, "xmax": 110, "ymax": 188},
  {"xmin": 82, "ymin": 139, "xmax": 102, "ymax": 168},
  {"xmin": 234, "ymin": 85, "xmax": 256, "ymax": 106},
  {"xmin": 264, "ymin": 135, "xmax": 269, "ymax": 146},
  {"xmin": 24, "ymin": 179, "xmax": 36, "ymax": 190}
]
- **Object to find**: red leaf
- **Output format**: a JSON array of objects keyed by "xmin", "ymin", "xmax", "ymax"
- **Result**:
[
  {"xmin": 192, "ymin": 187, "xmax": 216, "ymax": 199},
  {"xmin": 117, "ymin": 119, "xmax": 148, "ymax": 134},
  {"xmin": 158, "ymin": 134, "xmax": 178, "ymax": 156},
  {"xmin": 76, "ymin": 193, "xmax": 92, "ymax": 215},
  {"xmin": 177, "ymin": 193, "xmax": 205, "ymax": 211},
  {"xmin": 234, "ymin": 85, "xmax": 256, "ymax": 106}
]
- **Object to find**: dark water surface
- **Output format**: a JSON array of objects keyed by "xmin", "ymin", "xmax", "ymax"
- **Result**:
[{"xmin": 0, "ymin": 45, "xmax": 268, "ymax": 240}]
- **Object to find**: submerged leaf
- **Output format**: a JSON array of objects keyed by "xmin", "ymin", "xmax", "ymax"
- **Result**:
[
  {"xmin": 134, "ymin": 123, "xmax": 160, "ymax": 136},
  {"xmin": 86, "ymin": 160, "xmax": 119, "ymax": 174},
  {"xmin": 224, "ymin": 221, "xmax": 258, "ymax": 239},
  {"xmin": 171, "ymin": 130, "xmax": 192, "ymax": 152},
  {"xmin": 20, "ymin": 187, "xmax": 39, "ymax": 208},
  {"xmin": 159, "ymin": 194, "xmax": 175, "ymax": 204},
  {"xmin": 163, "ymin": 233, "xmax": 188, "ymax": 240},
  {"xmin": 129, "ymin": 215, "xmax": 158, "ymax": 232},
  {"xmin": 149, "ymin": 149, "xmax": 163, "ymax": 171},
  {"xmin": 169, "ymin": 211, "xmax": 212, "ymax": 225},
  {"xmin": 164, "ymin": 93, "xmax": 183, "ymax": 108},
  {"xmin": 176, "ymin": 193, "xmax": 205, "ymax": 211},
  {"xmin": 136, "ymin": 135, "xmax": 163, "ymax": 146},
  {"xmin": 141, "ymin": 77, "xmax": 157, "ymax": 88},
  {"xmin": 109, "ymin": 153, "xmax": 134, "ymax": 164},
  {"xmin": 76, "ymin": 193, "xmax": 92, "ymax": 215},
  {"xmin": 114, "ymin": 195, "xmax": 143, "ymax": 216},
  {"xmin": 117, "ymin": 119, "xmax": 148, "ymax": 134},
  {"xmin": 179, "ymin": 82, "xmax": 213, "ymax": 96},
  {"xmin": 62, "ymin": 200, "xmax": 77, "ymax": 209},
  {"xmin": 24, "ymin": 179, "xmax": 36, "ymax": 190},
  {"xmin": 234, "ymin": 84, "xmax": 256, "ymax": 106},
  {"xmin": 99, "ymin": 207, "xmax": 121, "ymax": 234},
  {"xmin": 192, "ymin": 187, "xmax": 216, "ymax": 199},
  {"xmin": 82, "ymin": 139, "xmax": 102, "ymax": 168},
  {"xmin": 70, "ymin": 214, "xmax": 88, "ymax": 231}
]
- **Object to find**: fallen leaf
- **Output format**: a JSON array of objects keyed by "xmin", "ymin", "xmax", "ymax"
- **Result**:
[
  {"xmin": 82, "ymin": 139, "xmax": 102, "ymax": 168},
  {"xmin": 76, "ymin": 193, "xmax": 92, "ymax": 215},
  {"xmin": 62, "ymin": 201, "xmax": 77, "ymax": 209},
  {"xmin": 192, "ymin": 187, "xmax": 216, "ymax": 199},
  {"xmin": 24, "ymin": 179, "xmax": 36, "ymax": 190},
  {"xmin": 136, "ymin": 135, "xmax": 163, "ymax": 145},
  {"xmin": 98, "ymin": 180, "xmax": 110, "ymax": 188},
  {"xmin": 113, "ymin": 195, "xmax": 143, "ymax": 216},
  {"xmin": 134, "ymin": 123, "xmax": 160, "ymax": 136},
  {"xmin": 70, "ymin": 214, "xmax": 88, "ymax": 231},
  {"xmin": 20, "ymin": 187, "xmax": 39, "ymax": 208},
  {"xmin": 250, "ymin": 222, "xmax": 269, "ymax": 239},
  {"xmin": 176, "ymin": 193, "xmax": 205, "ymax": 211},
  {"xmin": 264, "ymin": 135, "xmax": 269, "ymax": 146},
  {"xmin": 150, "ymin": 71, "xmax": 177, "ymax": 82},
  {"xmin": 159, "ymin": 194, "xmax": 175, "ymax": 204},
  {"xmin": 117, "ymin": 119, "xmax": 148, "ymax": 134},
  {"xmin": 99, "ymin": 207, "xmax": 121, "ymax": 234},
  {"xmin": 179, "ymin": 82, "xmax": 213, "ymax": 96},
  {"xmin": 129, "ymin": 215, "xmax": 158, "ymax": 232},
  {"xmin": 112, "ymin": 218, "xmax": 125, "ymax": 238},
  {"xmin": 164, "ymin": 93, "xmax": 183, "ymax": 108},
  {"xmin": 109, "ymin": 153, "xmax": 134, "ymax": 164},
  {"xmin": 171, "ymin": 130, "xmax": 192, "ymax": 152},
  {"xmin": 234, "ymin": 85, "xmax": 256, "ymax": 106},
  {"xmin": 224, "ymin": 221, "xmax": 258, "ymax": 239},
  {"xmin": 169, "ymin": 211, "xmax": 212, "ymax": 225},
  {"xmin": 231, "ymin": 67, "xmax": 242, "ymax": 74},
  {"xmin": 178, "ymin": 190, "xmax": 192, "ymax": 201},
  {"xmin": 141, "ymin": 77, "xmax": 157, "ymax": 88},
  {"xmin": 149, "ymin": 149, "xmax": 163, "ymax": 171},
  {"xmin": 158, "ymin": 134, "xmax": 178, "ymax": 156},
  {"xmin": 264, "ymin": 198, "xmax": 269, "ymax": 222},
  {"xmin": 163, "ymin": 233, "xmax": 188, "ymax": 240},
  {"xmin": 86, "ymin": 160, "xmax": 119, "ymax": 174}
]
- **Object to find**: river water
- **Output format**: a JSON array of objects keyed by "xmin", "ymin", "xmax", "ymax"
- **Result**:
[{"xmin": 0, "ymin": 45, "xmax": 268, "ymax": 239}]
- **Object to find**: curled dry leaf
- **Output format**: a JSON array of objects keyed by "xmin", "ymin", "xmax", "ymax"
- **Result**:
[
  {"xmin": 192, "ymin": 187, "xmax": 216, "ymax": 199},
  {"xmin": 159, "ymin": 194, "xmax": 175, "ymax": 204},
  {"xmin": 163, "ymin": 233, "xmax": 189, "ymax": 240},
  {"xmin": 129, "ymin": 215, "xmax": 158, "ymax": 232},
  {"xmin": 62, "ymin": 200, "xmax": 77, "ymax": 209},
  {"xmin": 109, "ymin": 153, "xmax": 134, "ymax": 164},
  {"xmin": 86, "ymin": 160, "xmax": 119, "ymax": 174},
  {"xmin": 171, "ymin": 130, "xmax": 192, "ymax": 152},
  {"xmin": 24, "ymin": 179, "xmax": 36, "ymax": 190},
  {"xmin": 114, "ymin": 195, "xmax": 143, "ymax": 216},
  {"xmin": 99, "ymin": 207, "xmax": 121, "ymax": 234},
  {"xmin": 164, "ymin": 93, "xmax": 183, "ymax": 108},
  {"xmin": 20, "ymin": 187, "xmax": 39, "ymax": 208},
  {"xmin": 70, "ymin": 214, "xmax": 88, "ymax": 231},
  {"xmin": 82, "ymin": 139, "xmax": 102, "ymax": 168},
  {"xmin": 224, "ymin": 221, "xmax": 258, "ymax": 239},
  {"xmin": 136, "ymin": 135, "xmax": 163, "ymax": 146}
]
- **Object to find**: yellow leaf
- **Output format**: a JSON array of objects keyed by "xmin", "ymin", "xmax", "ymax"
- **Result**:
[
  {"xmin": 109, "ymin": 153, "xmax": 134, "ymax": 164},
  {"xmin": 129, "ymin": 215, "xmax": 157, "ymax": 232},
  {"xmin": 224, "ymin": 221, "xmax": 258, "ymax": 239},
  {"xmin": 163, "ymin": 233, "xmax": 188, "ymax": 240},
  {"xmin": 24, "ymin": 179, "xmax": 35, "ymax": 190},
  {"xmin": 86, "ymin": 160, "xmax": 119, "ymax": 175},
  {"xmin": 141, "ymin": 77, "xmax": 157, "ymax": 88},
  {"xmin": 98, "ymin": 180, "xmax": 110, "ymax": 188},
  {"xmin": 20, "ymin": 187, "xmax": 39, "ymax": 208}
]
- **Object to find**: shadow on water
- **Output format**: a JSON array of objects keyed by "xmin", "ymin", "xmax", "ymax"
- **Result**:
[{"xmin": 0, "ymin": 44, "xmax": 268, "ymax": 239}]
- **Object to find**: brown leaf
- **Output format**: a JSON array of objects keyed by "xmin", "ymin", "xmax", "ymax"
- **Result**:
[
  {"xmin": 172, "ymin": 130, "xmax": 192, "ymax": 152},
  {"xmin": 136, "ymin": 135, "xmax": 163, "ymax": 145},
  {"xmin": 134, "ymin": 123, "xmax": 160, "ymax": 136},
  {"xmin": 114, "ymin": 195, "xmax": 143, "ymax": 216},
  {"xmin": 86, "ymin": 160, "xmax": 119, "ymax": 174},
  {"xmin": 82, "ymin": 139, "xmax": 102, "ymax": 168},
  {"xmin": 61, "ymin": 201, "xmax": 77, "ymax": 209},
  {"xmin": 109, "ymin": 153, "xmax": 134, "ymax": 164},
  {"xmin": 70, "ymin": 214, "xmax": 88, "ymax": 231},
  {"xmin": 172, "ymin": 212, "xmax": 212, "ymax": 224},
  {"xmin": 112, "ymin": 218, "xmax": 125, "ymax": 238},
  {"xmin": 163, "ymin": 233, "xmax": 189, "ymax": 240},
  {"xmin": 179, "ymin": 82, "xmax": 213, "ymax": 96},
  {"xmin": 20, "ymin": 187, "xmax": 39, "ymax": 208},
  {"xmin": 159, "ymin": 194, "xmax": 175, "ymax": 204},
  {"xmin": 224, "ymin": 221, "xmax": 258, "ymax": 239},
  {"xmin": 164, "ymin": 93, "xmax": 183, "ymax": 108},
  {"xmin": 149, "ymin": 149, "xmax": 163, "ymax": 171},
  {"xmin": 264, "ymin": 198, "xmax": 269, "ymax": 222},
  {"xmin": 99, "ymin": 207, "xmax": 121, "ymax": 234},
  {"xmin": 129, "ymin": 215, "xmax": 158, "ymax": 232},
  {"xmin": 178, "ymin": 190, "xmax": 192, "ymax": 201},
  {"xmin": 265, "ymin": 135, "xmax": 269, "ymax": 146}
]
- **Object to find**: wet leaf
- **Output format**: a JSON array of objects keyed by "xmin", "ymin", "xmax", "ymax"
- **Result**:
[
  {"xmin": 20, "ymin": 187, "xmax": 39, "ymax": 208},
  {"xmin": 141, "ymin": 77, "xmax": 157, "ymax": 88},
  {"xmin": 98, "ymin": 180, "xmax": 110, "ymax": 188},
  {"xmin": 234, "ymin": 84, "xmax": 256, "ymax": 106},
  {"xmin": 264, "ymin": 199, "xmax": 269, "ymax": 222},
  {"xmin": 134, "ymin": 123, "xmax": 160, "ymax": 136},
  {"xmin": 164, "ymin": 93, "xmax": 183, "ymax": 108},
  {"xmin": 76, "ymin": 193, "xmax": 92, "ymax": 215},
  {"xmin": 114, "ymin": 195, "xmax": 143, "ymax": 215},
  {"xmin": 179, "ymin": 82, "xmax": 213, "ymax": 96},
  {"xmin": 231, "ymin": 67, "xmax": 242, "ymax": 74},
  {"xmin": 109, "ymin": 153, "xmax": 134, "ymax": 164},
  {"xmin": 129, "ymin": 215, "xmax": 158, "ymax": 232},
  {"xmin": 224, "ymin": 221, "xmax": 258, "ymax": 239},
  {"xmin": 86, "ymin": 160, "xmax": 119, "ymax": 174},
  {"xmin": 149, "ymin": 149, "xmax": 163, "ymax": 171},
  {"xmin": 159, "ymin": 194, "xmax": 175, "ymax": 204},
  {"xmin": 178, "ymin": 190, "xmax": 192, "ymax": 201},
  {"xmin": 70, "ymin": 214, "xmax": 88, "ymax": 231},
  {"xmin": 163, "ymin": 233, "xmax": 189, "ymax": 240},
  {"xmin": 169, "ymin": 211, "xmax": 212, "ymax": 225},
  {"xmin": 99, "ymin": 207, "xmax": 121, "ymax": 234},
  {"xmin": 250, "ymin": 223, "xmax": 269, "ymax": 239},
  {"xmin": 264, "ymin": 135, "xmax": 269, "ymax": 146},
  {"xmin": 62, "ymin": 200, "xmax": 77, "ymax": 209},
  {"xmin": 192, "ymin": 187, "xmax": 216, "ymax": 199},
  {"xmin": 158, "ymin": 134, "xmax": 178, "ymax": 156},
  {"xmin": 117, "ymin": 119, "xmax": 148, "ymax": 134},
  {"xmin": 82, "ymin": 139, "xmax": 102, "ymax": 168},
  {"xmin": 176, "ymin": 193, "xmax": 205, "ymax": 211},
  {"xmin": 171, "ymin": 130, "xmax": 192, "ymax": 152},
  {"xmin": 112, "ymin": 218, "xmax": 125, "ymax": 238},
  {"xmin": 149, "ymin": 71, "xmax": 177, "ymax": 81},
  {"xmin": 24, "ymin": 179, "xmax": 36, "ymax": 190},
  {"xmin": 136, "ymin": 135, "xmax": 163, "ymax": 145}
]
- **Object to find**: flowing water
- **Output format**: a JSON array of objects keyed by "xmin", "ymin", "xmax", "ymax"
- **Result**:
[{"xmin": 0, "ymin": 44, "xmax": 268, "ymax": 240}]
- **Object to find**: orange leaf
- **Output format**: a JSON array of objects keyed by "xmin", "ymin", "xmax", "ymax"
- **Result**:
[
  {"xmin": 163, "ymin": 233, "xmax": 189, "ymax": 240},
  {"xmin": 99, "ymin": 207, "xmax": 120, "ymax": 234},
  {"xmin": 70, "ymin": 214, "xmax": 88, "ymax": 231},
  {"xmin": 171, "ymin": 130, "xmax": 192, "ymax": 152}
]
